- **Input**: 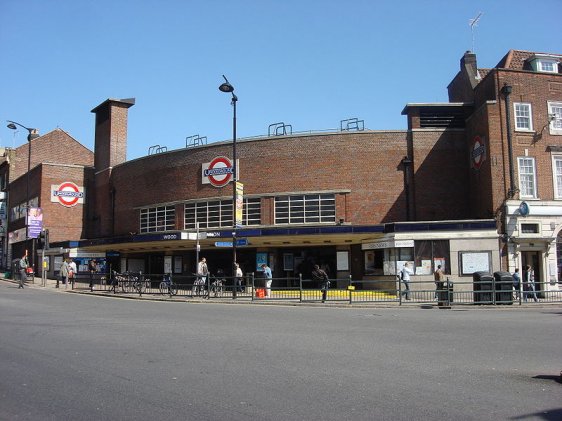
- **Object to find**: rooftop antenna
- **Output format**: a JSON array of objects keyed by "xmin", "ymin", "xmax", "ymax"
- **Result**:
[{"xmin": 469, "ymin": 12, "xmax": 483, "ymax": 53}]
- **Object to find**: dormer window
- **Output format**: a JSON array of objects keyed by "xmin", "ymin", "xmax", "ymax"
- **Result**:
[
  {"xmin": 538, "ymin": 59, "xmax": 557, "ymax": 73},
  {"xmin": 528, "ymin": 54, "xmax": 560, "ymax": 73}
]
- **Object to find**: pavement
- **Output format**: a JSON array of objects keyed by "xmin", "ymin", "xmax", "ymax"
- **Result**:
[{"xmin": 3, "ymin": 275, "xmax": 562, "ymax": 309}]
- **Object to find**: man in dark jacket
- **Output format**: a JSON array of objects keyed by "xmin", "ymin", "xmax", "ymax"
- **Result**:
[{"xmin": 312, "ymin": 264, "xmax": 330, "ymax": 303}]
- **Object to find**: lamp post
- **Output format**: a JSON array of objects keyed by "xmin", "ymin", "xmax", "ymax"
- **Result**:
[
  {"xmin": 219, "ymin": 75, "xmax": 238, "ymax": 299},
  {"xmin": 6, "ymin": 120, "xmax": 40, "ymax": 270}
]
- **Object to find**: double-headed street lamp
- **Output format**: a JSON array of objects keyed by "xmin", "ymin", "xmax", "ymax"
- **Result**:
[
  {"xmin": 218, "ymin": 75, "xmax": 238, "ymax": 299},
  {"xmin": 7, "ymin": 120, "xmax": 40, "ymax": 268}
]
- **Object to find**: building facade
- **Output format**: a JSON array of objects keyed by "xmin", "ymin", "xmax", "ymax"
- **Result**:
[{"xmin": 3, "ymin": 49, "xmax": 561, "ymax": 295}]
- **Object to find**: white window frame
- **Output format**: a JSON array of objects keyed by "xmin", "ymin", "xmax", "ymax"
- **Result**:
[
  {"xmin": 183, "ymin": 197, "xmax": 261, "ymax": 229},
  {"xmin": 518, "ymin": 220, "xmax": 542, "ymax": 237},
  {"xmin": 514, "ymin": 103, "xmax": 533, "ymax": 132},
  {"xmin": 538, "ymin": 59, "xmax": 558, "ymax": 73},
  {"xmin": 518, "ymin": 156, "xmax": 537, "ymax": 199},
  {"xmin": 548, "ymin": 101, "xmax": 562, "ymax": 135},
  {"xmin": 552, "ymin": 155, "xmax": 562, "ymax": 199},
  {"xmin": 274, "ymin": 194, "xmax": 336, "ymax": 225},
  {"xmin": 140, "ymin": 205, "xmax": 175, "ymax": 233}
]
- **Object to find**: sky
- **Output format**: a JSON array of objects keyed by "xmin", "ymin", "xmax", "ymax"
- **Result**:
[{"xmin": 1, "ymin": 0, "xmax": 561, "ymax": 160}]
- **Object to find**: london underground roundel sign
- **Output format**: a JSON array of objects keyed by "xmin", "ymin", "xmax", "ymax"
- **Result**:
[
  {"xmin": 51, "ymin": 182, "xmax": 84, "ymax": 207},
  {"xmin": 203, "ymin": 156, "xmax": 234, "ymax": 187},
  {"xmin": 471, "ymin": 135, "xmax": 486, "ymax": 170}
]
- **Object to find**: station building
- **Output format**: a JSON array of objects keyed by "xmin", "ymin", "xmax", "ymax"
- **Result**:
[{"xmin": 2, "ymin": 49, "xmax": 561, "ymax": 294}]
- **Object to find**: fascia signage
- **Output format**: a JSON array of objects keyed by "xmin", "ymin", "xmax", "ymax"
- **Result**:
[
  {"xmin": 202, "ymin": 156, "xmax": 239, "ymax": 187},
  {"xmin": 362, "ymin": 239, "xmax": 415, "ymax": 250},
  {"xmin": 51, "ymin": 182, "xmax": 85, "ymax": 207},
  {"xmin": 8, "ymin": 227, "xmax": 26, "ymax": 244}
]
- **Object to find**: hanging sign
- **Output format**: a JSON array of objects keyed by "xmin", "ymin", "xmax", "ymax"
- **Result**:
[{"xmin": 471, "ymin": 135, "xmax": 486, "ymax": 170}]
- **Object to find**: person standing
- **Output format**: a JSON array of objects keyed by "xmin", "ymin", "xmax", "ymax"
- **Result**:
[
  {"xmin": 18, "ymin": 255, "xmax": 28, "ymax": 289},
  {"xmin": 400, "ymin": 262, "xmax": 414, "ymax": 300},
  {"xmin": 524, "ymin": 265, "xmax": 538, "ymax": 302},
  {"xmin": 512, "ymin": 268, "xmax": 521, "ymax": 300},
  {"xmin": 312, "ymin": 264, "xmax": 330, "ymax": 303},
  {"xmin": 88, "ymin": 259, "xmax": 97, "ymax": 291},
  {"xmin": 194, "ymin": 257, "xmax": 208, "ymax": 294},
  {"xmin": 234, "ymin": 263, "xmax": 244, "ymax": 292},
  {"xmin": 68, "ymin": 259, "xmax": 77, "ymax": 290},
  {"xmin": 261, "ymin": 263, "xmax": 272, "ymax": 298},
  {"xmin": 59, "ymin": 258, "xmax": 70, "ymax": 289},
  {"xmin": 434, "ymin": 264, "xmax": 445, "ymax": 300}
]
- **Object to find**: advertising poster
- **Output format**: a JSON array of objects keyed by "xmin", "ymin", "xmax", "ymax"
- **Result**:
[
  {"xmin": 27, "ymin": 207, "xmax": 43, "ymax": 239},
  {"xmin": 235, "ymin": 182, "xmax": 244, "ymax": 227},
  {"xmin": 256, "ymin": 252, "xmax": 268, "ymax": 271}
]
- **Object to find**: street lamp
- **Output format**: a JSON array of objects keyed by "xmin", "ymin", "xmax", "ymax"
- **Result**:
[
  {"xmin": 6, "ymin": 120, "xmax": 40, "ymax": 270},
  {"xmin": 219, "ymin": 75, "xmax": 238, "ymax": 299}
]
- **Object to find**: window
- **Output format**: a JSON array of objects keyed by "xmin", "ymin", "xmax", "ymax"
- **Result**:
[
  {"xmin": 538, "ymin": 59, "xmax": 558, "ymax": 73},
  {"xmin": 553, "ymin": 156, "xmax": 562, "ymax": 199},
  {"xmin": 184, "ymin": 198, "xmax": 261, "ymax": 229},
  {"xmin": 140, "ymin": 206, "xmax": 175, "ymax": 233},
  {"xmin": 518, "ymin": 157, "xmax": 537, "ymax": 198},
  {"xmin": 274, "ymin": 194, "xmax": 336, "ymax": 225},
  {"xmin": 414, "ymin": 240, "xmax": 450, "ymax": 275},
  {"xmin": 549, "ymin": 102, "xmax": 562, "ymax": 135},
  {"xmin": 514, "ymin": 103, "xmax": 533, "ymax": 131},
  {"xmin": 520, "ymin": 223, "xmax": 539, "ymax": 234}
]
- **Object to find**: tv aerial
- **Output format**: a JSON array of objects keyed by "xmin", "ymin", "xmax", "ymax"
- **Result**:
[{"xmin": 469, "ymin": 12, "xmax": 483, "ymax": 53}]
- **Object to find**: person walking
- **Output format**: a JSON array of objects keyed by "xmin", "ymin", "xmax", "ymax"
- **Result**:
[
  {"xmin": 68, "ymin": 259, "xmax": 77, "ymax": 290},
  {"xmin": 400, "ymin": 262, "xmax": 414, "ymax": 300},
  {"xmin": 234, "ymin": 263, "xmax": 244, "ymax": 292},
  {"xmin": 512, "ymin": 268, "xmax": 521, "ymax": 300},
  {"xmin": 88, "ymin": 259, "xmax": 97, "ymax": 291},
  {"xmin": 312, "ymin": 264, "xmax": 330, "ymax": 303},
  {"xmin": 18, "ymin": 255, "xmax": 28, "ymax": 289},
  {"xmin": 261, "ymin": 263, "xmax": 272, "ymax": 298},
  {"xmin": 524, "ymin": 265, "xmax": 538, "ymax": 302},
  {"xmin": 59, "ymin": 258, "xmax": 70, "ymax": 289},
  {"xmin": 434, "ymin": 264, "xmax": 445, "ymax": 300}
]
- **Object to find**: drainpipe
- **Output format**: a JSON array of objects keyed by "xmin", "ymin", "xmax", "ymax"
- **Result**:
[
  {"xmin": 501, "ymin": 84, "xmax": 517, "ymax": 198},
  {"xmin": 401, "ymin": 156, "xmax": 413, "ymax": 220}
]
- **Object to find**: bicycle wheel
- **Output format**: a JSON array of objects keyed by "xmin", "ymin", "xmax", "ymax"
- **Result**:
[
  {"xmin": 159, "ymin": 281, "xmax": 168, "ymax": 295},
  {"xmin": 134, "ymin": 281, "xmax": 143, "ymax": 294},
  {"xmin": 170, "ymin": 284, "xmax": 178, "ymax": 296}
]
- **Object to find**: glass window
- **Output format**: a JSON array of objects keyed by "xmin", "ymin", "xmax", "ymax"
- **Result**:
[
  {"xmin": 414, "ymin": 240, "xmax": 451, "ymax": 275},
  {"xmin": 553, "ymin": 156, "xmax": 562, "ymax": 199},
  {"xmin": 549, "ymin": 102, "xmax": 562, "ymax": 134},
  {"xmin": 538, "ymin": 60, "xmax": 557, "ymax": 73},
  {"xmin": 140, "ymin": 205, "xmax": 175, "ymax": 233},
  {"xmin": 521, "ymin": 223, "xmax": 539, "ymax": 234},
  {"xmin": 514, "ymin": 103, "xmax": 533, "ymax": 131},
  {"xmin": 518, "ymin": 157, "xmax": 537, "ymax": 198},
  {"xmin": 184, "ymin": 198, "xmax": 261, "ymax": 229},
  {"xmin": 274, "ymin": 194, "xmax": 335, "ymax": 225}
]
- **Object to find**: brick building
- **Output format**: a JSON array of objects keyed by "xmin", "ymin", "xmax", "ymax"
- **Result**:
[{"xmin": 3, "ymin": 49, "xmax": 561, "ymax": 295}]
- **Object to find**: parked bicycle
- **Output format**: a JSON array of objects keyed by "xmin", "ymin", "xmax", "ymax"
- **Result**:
[
  {"xmin": 192, "ymin": 275, "xmax": 207, "ymax": 297},
  {"xmin": 210, "ymin": 271, "xmax": 225, "ymax": 297},
  {"xmin": 111, "ymin": 271, "xmax": 145, "ymax": 294},
  {"xmin": 159, "ymin": 273, "xmax": 178, "ymax": 296}
]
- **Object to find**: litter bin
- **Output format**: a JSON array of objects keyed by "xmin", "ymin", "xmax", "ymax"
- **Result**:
[
  {"xmin": 437, "ymin": 280, "xmax": 454, "ymax": 305},
  {"xmin": 493, "ymin": 271, "xmax": 513, "ymax": 305},
  {"xmin": 473, "ymin": 271, "xmax": 493, "ymax": 304}
]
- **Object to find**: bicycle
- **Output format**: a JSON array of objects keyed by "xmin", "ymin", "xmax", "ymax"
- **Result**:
[
  {"xmin": 210, "ymin": 275, "xmax": 224, "ymax": 297},
  {"xmin": 192, "ymin": 275, "xmax": 208, "ymax": 298},
  {"xmin": 159, "ymin": 274, "xmax": 178, "ymax": 296}
]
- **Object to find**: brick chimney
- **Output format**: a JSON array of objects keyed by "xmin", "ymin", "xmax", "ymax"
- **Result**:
[{"xmin": 91, "ymin": 98, "xmax": 135, "ymax": 172}]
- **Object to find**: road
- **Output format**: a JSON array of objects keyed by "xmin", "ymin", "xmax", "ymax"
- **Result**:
[{"xmin": 0, "ymin": 280, "xmax": 560, "ymax": 420}]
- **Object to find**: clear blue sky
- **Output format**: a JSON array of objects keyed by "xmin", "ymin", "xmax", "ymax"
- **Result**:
[{"xmin": 1, "ymin": 0, "xmax": 560, "ymax": 160}]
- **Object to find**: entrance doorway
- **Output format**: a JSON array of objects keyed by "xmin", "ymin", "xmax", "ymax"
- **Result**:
[{"xmin": 521, "ymin": 251, "xmax": 542, "ymax": 295}]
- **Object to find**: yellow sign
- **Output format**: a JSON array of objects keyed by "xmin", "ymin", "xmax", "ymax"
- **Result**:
[
  {"xmin": 235, "ymin": 181, "xmax": 244, "ymax": 227},
  {"xmin": 347, "ymin": 285, "xmax": 356, "ymax": 291}
]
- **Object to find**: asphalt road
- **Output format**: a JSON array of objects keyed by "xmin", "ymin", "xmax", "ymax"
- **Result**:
[{"xmin": 1, "ymin": 281, "xmax": 561, "ymax": 421}]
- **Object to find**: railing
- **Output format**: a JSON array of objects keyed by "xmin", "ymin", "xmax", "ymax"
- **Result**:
[{"xmin": 65, "ymin": 273, "xmax": 562, "ymax": 305}]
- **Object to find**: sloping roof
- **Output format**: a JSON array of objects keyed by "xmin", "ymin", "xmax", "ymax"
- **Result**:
[{"xmin": 495, "ymin": 49, "xmax": 562, "ymax": 70}]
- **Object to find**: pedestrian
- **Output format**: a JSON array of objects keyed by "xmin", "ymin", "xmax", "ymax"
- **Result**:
[
  {"xmin": 193, "ymin": 257, "xmax": 208, "ymax": 294},
  {"xmin": 524, "ymin": 265, "xmax": 538, "ymax": 302},
  {"xmin": 68, "ymin": 259, "xmax": 77, "ymax": 289},
  {"xmin": 234, "ymin": 263, "xmax": 244, "ymax": 292},
  {"xmin": 261, "ymin": 263, "xmax": 272, "ymax": 298},
  {"xmin": 18, "ymin": 255, "xmax": 28, "ymax": 289},
  {"xmin": 400, "ymin": 262, "xmax": 414, "ymax": 300},
  {"xmin": 312, "ymin": 264, "xmax": 330, "ymax": 303},
  {"xmin": 88, "ymin": 259, "xmax": 97, "ymax": 291},
  {"xmin": 434, "ymin": 264, "xmax": 445, "ymax": 300},
  {"xmin": 59, "ymin": 258, "xmax": 70, "ymax": 289},
  {"xmin": 512, "ymin": 268, "xmax": 521, "ymax": 300}
]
